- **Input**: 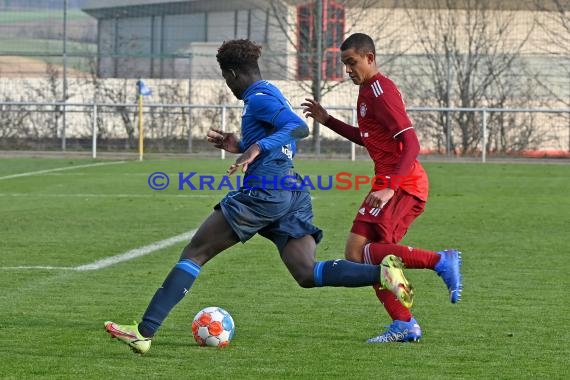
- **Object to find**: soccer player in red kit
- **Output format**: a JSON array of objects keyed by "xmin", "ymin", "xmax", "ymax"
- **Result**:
[{"xmin": 302, "ymin": 33, "xmax": 462, "ymax": 343}]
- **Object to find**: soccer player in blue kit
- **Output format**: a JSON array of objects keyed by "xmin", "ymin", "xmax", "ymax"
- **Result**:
[{"xmin": 104, "ymin": 39, "xmax": 413, "ymax": 354}]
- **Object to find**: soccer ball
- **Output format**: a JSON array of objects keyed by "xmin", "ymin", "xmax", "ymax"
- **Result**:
[{"xmin": 192, "ymin": 306, "xmax": 235, "ymax": 347}]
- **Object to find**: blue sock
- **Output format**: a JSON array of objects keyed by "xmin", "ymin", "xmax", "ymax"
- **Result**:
[
  {"xmin": 138, "ymin": 259, "xmax": 201, "ymax": 337},
  {"xmin": 313, "ymin": 260, "xmax": 379, "ymax": 287}
]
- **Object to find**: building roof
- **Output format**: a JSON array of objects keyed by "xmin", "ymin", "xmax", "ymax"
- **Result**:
[
  {"xmin": 83, "ymin": 0, "xmax": 270, "ymax": 18},
  {"xmin": 83, "ymin": 0, "xmax": 565, "ymax": 18}
]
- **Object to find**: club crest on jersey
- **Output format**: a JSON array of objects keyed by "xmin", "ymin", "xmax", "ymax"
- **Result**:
[{"xmin": 359, "ymin": 102, "xmax": 367, "ymax": 117}]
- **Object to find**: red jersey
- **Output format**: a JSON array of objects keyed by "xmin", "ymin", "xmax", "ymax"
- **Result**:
[{"xmin": 357, "ymin": 72, "xmax": 428, "ymax": 201}]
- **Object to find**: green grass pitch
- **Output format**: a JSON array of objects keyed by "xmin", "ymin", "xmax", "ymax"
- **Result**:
[{"xmin": 0, "ymin": 157, "xmax": 568, "ymax": 379}]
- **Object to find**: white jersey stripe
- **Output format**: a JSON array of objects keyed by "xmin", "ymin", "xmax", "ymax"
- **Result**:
[
  {"xmin": 363, "ymin": 243, "xmax": 372, "ymax": 264},
  {"xmin": 393, "ymin": 126, "xmax": 414, "ymax": 139},
  {"xmin": 370, "ymin": 82, "xmax": 376, "ymax": 97},
  {"xmin": 371, "ymin": 80, "xmax": 383, "ymax": 97}
]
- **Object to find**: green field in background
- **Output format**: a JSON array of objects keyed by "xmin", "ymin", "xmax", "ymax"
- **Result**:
[
  {"xmin": 0, "ymin": 157, "xmax": 568, "ymax": 379},
  {"xmin": 0, "ymin": 10, "xmax": 89, "ymax": 24}
]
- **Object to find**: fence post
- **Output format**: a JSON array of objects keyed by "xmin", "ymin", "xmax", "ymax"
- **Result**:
[
  {"xmin": 446, "ymin": 107, "xmax": 451, "ymax": 157},
  {"xmin": 187, "ymin": 105, "xmax": 192, "ymax": 153},
  {"xmin": 482, "ymin": 109, "xmax": 487, "ymax": 163},
  {"xmin": 62, "ymin": 0, "xmax": 68, "ymax": 152},
  {"xmin": 221, "ymin": 105, "xmax": 226, "ymax": 160},
  {"xmin": 92, "ymin": 103, "xmax": 98, "ymax": 159},
  {"xmin": 351, "ymin": 107, "xmax": 357, "ymax": 161}
]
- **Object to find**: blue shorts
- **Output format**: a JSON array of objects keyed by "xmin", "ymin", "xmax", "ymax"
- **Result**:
[{"xmin": 215, "ymin": 188, "xmax": 323, "ymax": 253}]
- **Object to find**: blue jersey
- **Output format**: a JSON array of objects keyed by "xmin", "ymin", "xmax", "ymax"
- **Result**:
[{"xmin": 238, "ymin": 80, "xmax": 309, "ymax": 189}]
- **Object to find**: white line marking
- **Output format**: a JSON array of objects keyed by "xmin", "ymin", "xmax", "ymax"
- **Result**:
[
  {"xmin": 1, "ymin": 230, "xmax": 196, "ymax": 271},
  {"xmin": 0, "ymin": 161, "xmax": 126, "ymax": 180},
  {"xmin": 0, "ymin": 265, "xmax": 75, "ymax": 270},
  {"xmin": 75, "ymin": 230, "xmax": 196, "ymax": 271}
]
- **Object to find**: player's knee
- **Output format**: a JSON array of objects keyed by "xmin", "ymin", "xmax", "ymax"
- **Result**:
[
  {"xmin": 296, "ymin": 277, "xmax": 315, "ymax": 288},
  {"xmin": 344, "ymin": 249, "xmax": 362, "ymax": 263},
  {"xmin": 180, "ymin": 243, "xmax": 210, "ymax": 266},
  {"xmin": 292, "ymin": 269, "xmax": 315, "ymax": 288}
]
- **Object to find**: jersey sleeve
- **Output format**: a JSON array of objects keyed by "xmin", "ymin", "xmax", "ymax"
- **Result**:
[
  {"xmin": 324, "ymin": 116, "xmax": 364, "ymax": 145},
  {"xmin": 393, "ymin": 128, "xmax": 420, "ymax": 178},
  {"xmin": 371, "ymin": 82, "xmax": 412, "ymax": 137},
  {"xmin": 248, "ymin": 93, "xmax": 309, "ymax": 152}
]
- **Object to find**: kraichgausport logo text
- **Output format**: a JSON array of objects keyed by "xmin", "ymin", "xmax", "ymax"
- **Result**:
[{"xmin": 147, "ymin": 172, "xmax": 421, "ymax": 191}]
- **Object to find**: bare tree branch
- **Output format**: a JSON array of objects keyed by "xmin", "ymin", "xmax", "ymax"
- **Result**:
[{"xmin": 402, "ymin": 0, "xmax": 537, "ymax": 154}]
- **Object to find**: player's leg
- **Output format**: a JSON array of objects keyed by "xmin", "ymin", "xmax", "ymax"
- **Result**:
[
  {"xmin": 105, "ymin": 187, "xmax": 295, "ymax": 352},
  {"xmin": 359, "ymin": 193, "xmax": 461, "ymax": 342},
  {"xmin": 358, "ymin": 191, "xmax": 437, "ymax": 267},
  {"xmin": 361, "ymin": 194, "xmax": 462, "ymax": 303},
  {"xmin": 366, "ymin": 243, "xmax": 462, "ymax": 303},
  {"xmin": 105, "ymin": 209, "xmax": 239, "ymax": 353},
  {"xmin": 279, "ymin": 235, "xmax": 374, "ymax": 288},
  {"xmin": 137, "ymin": 209, "xmax": 240, "ymax": 335},
  {"xmin": 282, "ymin": 233, "xmax": 420, "ymax": 343},
  {"xmin": 279, "ymin": 234, "xmax": 413, "ymax": 297},
  {"xmin": 346, "ymin": 196, "xmax": 418, "ymax": 342},
  {"xmin": 364, "ymin": 242, "xmax": 441, "ymax": 269},
  {"xmin": 272, "ymin": 191, "xmax": 413, "ymax": 297},
  {"xmin": 345, "ymin": 227, "xmax": 416, "ymax": 335},
  {"xmin": 344, "ymin": 231, "xmax": 369, "ymax": 263}
]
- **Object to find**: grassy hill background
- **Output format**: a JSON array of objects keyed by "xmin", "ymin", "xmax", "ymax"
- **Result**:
[{"xmin": 0, "ymin": 8, "xmax": 96, "ymax": 75}]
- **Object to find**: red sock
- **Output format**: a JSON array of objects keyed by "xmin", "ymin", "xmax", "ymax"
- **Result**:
[
  {"xmin": 364, "ymin": 243, "xmax": 440, "ymax": 269},
  {"xmin": 373, "ymin": 284, "xmax": 412, "ymax": 322}
]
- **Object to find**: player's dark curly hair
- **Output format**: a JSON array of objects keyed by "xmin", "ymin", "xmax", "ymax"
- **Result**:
[
  {"xmin": 216, "ymin": 39, "xmax": 262, "ymax": 75},
  {"xmin": 340, "ymin": 33, "xmax": 376, "ymax": 56}
]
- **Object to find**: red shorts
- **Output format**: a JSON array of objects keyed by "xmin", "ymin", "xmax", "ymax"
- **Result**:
[{"xmin": 351, "ymin": 189, "xmax": 426, "ymax": 244}]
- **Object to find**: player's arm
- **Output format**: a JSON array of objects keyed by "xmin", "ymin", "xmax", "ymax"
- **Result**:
[
  {"xmin": 392, "ymin": 127, "xmax": 420, "ymax": 179},
  {"xmin": 207, "ymin": 128, "xmax": 241, "ymax": 153},
  {"xmin": 373, "ymin": 84, "xmax": 419, "ymax": 190},
  {"xmin": 255, "ymin": 110, "xmax": 309, "ymax": 152},
  {"xmin": 301, "ymin": 98, "xmax": 363, "ymax": 145},
  {"xmin": 366, "ymin": 128, "xmax": 418, "ymax": 202},
  {"xmin": 228, "ymin": 96, "xmax": 307, "ymax": 175},
  {"xmin": 250, "ymin": 96, "xmax": 309, "ymax": 153},
  {"xmin": 325, "ymin": 116, "xmax": 364, "ymax": 145},
  {"xmin": 365, "ymin": 85, "xmax": 418, "ymax": 207}
]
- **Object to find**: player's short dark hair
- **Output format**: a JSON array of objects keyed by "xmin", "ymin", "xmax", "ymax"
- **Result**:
[
  {"xmin": 216, "ymin": 39, "xmax": 262, "ymax": 75},
  {"xmin": 340, "ymin": 33, "xmax": 376, "ymax": 56}
]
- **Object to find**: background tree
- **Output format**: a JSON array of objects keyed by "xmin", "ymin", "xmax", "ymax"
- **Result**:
[
  {"xmin": 401, "ymin": 0, "xmax": 536, "ymax": 155},
  {"xmin": 534, "ymin": 0, "xmax": 570, "ymax": 152},
  {"xmin": 267, "ymin": 0, "xmax": 409, "ymax": 154},
  {"xmin": 23, "ymin": 63, "xmax": 70, "ymax": 145}
]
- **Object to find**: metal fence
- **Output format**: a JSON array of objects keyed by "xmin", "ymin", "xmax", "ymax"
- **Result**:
[
  {"xmin": 1, "ymin": 101, "xmax": 568, "ymax": 162},
  {"xmin": 1, "ymin": 1, "xmax": 569, "ymax": 159}
]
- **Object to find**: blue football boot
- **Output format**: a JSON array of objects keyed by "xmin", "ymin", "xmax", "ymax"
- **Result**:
[
  {"xmin": 367, "ymin": 318, "xmax": 422, "ymax": 343},
  {"xmin": 435, "ymin": 249, "xmax": 463, "ymax": 303}
]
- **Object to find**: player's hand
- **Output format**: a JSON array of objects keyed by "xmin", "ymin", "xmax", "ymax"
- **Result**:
[
  {"xmin": 365, "ymin": 188, "xmax": 395, "ymax": 209},
  {"xmin": 301, "ymin": 98, "xmax": 330, "ymax": 124},
  {"xmin": 227, "ymin": 143, "xmax": 261, "ymax": 175},
  {"xmin": 206, "ymin": 128, "xmax": 241, "ymax": 153}
]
